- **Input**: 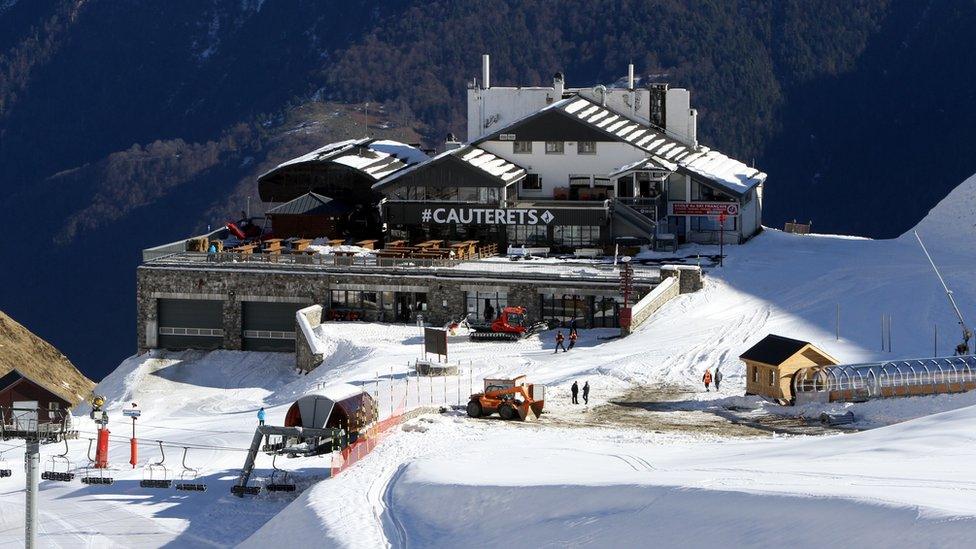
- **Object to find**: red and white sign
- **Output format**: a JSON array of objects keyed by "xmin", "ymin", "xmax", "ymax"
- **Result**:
[{"xmin": 668, "ymin": 202, "xmax": 739, "ymax": 216}]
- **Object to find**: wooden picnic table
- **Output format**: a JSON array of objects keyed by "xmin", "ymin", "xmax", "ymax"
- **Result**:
[
  {"xmin": 355, "ymin": 239, "xmax": 378, "ymax": 250},
  {"xmin": 384, "ymin": 240, "xmax": 407, "ymax": 248},
  {"xmin": 327, "ymin": 238, "xmax": 345, "ymax": 247},
  {"xmin": 262, "ymin": 239, "xmax": 283, "ymax": 254},
  {"xmin": 291, "ymin": 238, "xmax": 312, "ymax": 252},
  {"xmin": 416, "ymin": 240, "xmax": 444, "ymax": 249},
  {"xmin": 230, "ymin": 244, "xmax": 256, "ymax": 254},
  {"xmin": 376, "ymin": 249, "xmax": 408, "ymax": 258}
]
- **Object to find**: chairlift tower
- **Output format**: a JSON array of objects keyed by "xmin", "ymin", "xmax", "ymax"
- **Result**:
[{"xmin": 1, "ymin": 404, "xmax": 77, "ymax": 549}]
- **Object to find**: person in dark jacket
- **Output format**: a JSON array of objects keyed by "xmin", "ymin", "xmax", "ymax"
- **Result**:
[
  {"xmin": 713, "ymin": 367, "xmax": 723, "ymax": 392},
  {"xmin": 571, "ymin": 381, "xmax": 579, "ymax": 404},
  {"xmin": 582, "ymin": 381, "xmax": 590, "ymax": 405},
  {"xmin": 484, "ymin": 300, "xmax": 495, "ymax": 322},
  {"xmin": 555, "ymin": 331, "xmax": 567, "ymax": 353},
  {"xmin": 569, "ymin": 317, "xmax": 578, "ymax": 337}
]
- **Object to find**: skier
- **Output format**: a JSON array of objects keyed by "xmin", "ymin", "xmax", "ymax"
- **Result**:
[
  {"xmin": 257, "ymin": 407, "xmax": 266, "ymax": 426},
  {"xmin": 702, "ymin": 369, "xmax": 712, "ymax": 392},
  {"xmin": 714, "ymin": 367, "xmax": 723, "ymax": 392},
  {"xmin": 582, "ymin": 381, "xmax": 590, "ymax": 405},
  {"xmin": 568, "ymin": 330, "xmax": 578, "ymax": 350},
  {"xmin": 569, "ymin": 317, "xmax": 578, "ymax": 338},
  {"xmin": 555, "ymin": 330, "xmax": 567, "ymax": 353},
  {"xmin": 571, "ymin": 381, "xmax": 579, "ymax": 404}
]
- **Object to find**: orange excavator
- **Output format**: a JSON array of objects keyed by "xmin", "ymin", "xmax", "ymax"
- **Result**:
[
  {"xmin": 466, "ymin": 306, "xmax": 549, "ymax": 341},
  {"xmin": 466, "ymin": 375, "xmax": 546, "ymax": 421}
]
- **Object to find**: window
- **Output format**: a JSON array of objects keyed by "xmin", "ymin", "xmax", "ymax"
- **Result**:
[
  {"xmin": 541, "ymin": 294, "xmax": 591, "ymax": 328},
  {"xmin": 48, "ymin": 402, "xmax": 60, "ymax": 411},
  {"xmin": 466, "ymin": 291, "xmax": 507, "ymax": 322},
  {"xmin": 691, "ymin": 180, "xmax": 733, "ymax": 202},
  {"xmin": 768, "ymin": 369, "xmax": 775, "ymax": 387},
  {"xmin": 577, "ymin": 141, "xmax": 597, "ymax": 154},
  {"xmin": 554, "ymin": 226, "xmax": 600, "ymax": 247},
  {"xmin": 592, "ymin": 296, "xmax": 623, "ymax": 328},
  {"xmin": 691, "ymin": 216, "xmax": 737, "ymax": 232},
  {"xmin": 545, "ymin": 141, "xmax": 564, "ymax": 154},
  {"xmin": 522, "ymin": 174, "xmax": 542, "ymax": 190},
  {"xmin": 513, "ymin": 141, "xmax": 532, "ymax": 154},
  {"xmin": 751, "ymin": 366, "xmax": 759, "ymax": 383},
  {"xmin": 506, "ymin": 225, "xmax": 548, "ymax": 246}
]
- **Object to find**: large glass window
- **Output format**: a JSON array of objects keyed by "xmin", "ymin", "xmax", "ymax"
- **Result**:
[
  {"xmin": 541, "ymin": 294, "xmax": 591, "ymax": 327},
  {"xmin": 592, "ymin": 296, "xmax": 623, "ymax": 328},
  {"xmin": 513, "ymin": 141, "xmax": 532, "ymax": 154},
  {"xmin": 545, "ymin": 141, "xmax": 565, "ymax": 154},
  {"xmin": 691, "ymin": 180, "xmax": 734, "ymax": 202},
  {"xmin": 553, "ymin": 226, "xmax": 600, "ymax": 247},
  {"xmin": 690, "ymin": 216, "xmax": 737, "ymax": 232},
  {"xmin": 506, "ymin": 225, "xmax": 548, "ymax": 246},
  {"xmin": 577, "ymin": 141, "xmax": 597, "ymax": 154},
  {"xmin": 466, "ymin": 291, "xmax": 507, "ymax": 322},
  {"xmin": 522, "ymin": 174, "xmax": 542, "ymax": 190}
]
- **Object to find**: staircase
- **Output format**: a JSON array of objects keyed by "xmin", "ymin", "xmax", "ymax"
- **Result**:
[{"xmin": 612, "ymin": 198, "xmax": 662, "ymax": 240}]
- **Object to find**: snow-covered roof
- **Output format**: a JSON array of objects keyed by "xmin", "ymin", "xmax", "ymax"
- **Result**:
[
  {"xmin": 558, "ymin": 97, "xmax": 766, "ymax": 195},
  {"xmin": 373, "ymin": 145, "xmax": 526, "ymax": 191},
  {"xmin": 261, "ymin": 138, "xmax": 428, "ymax": 182}
]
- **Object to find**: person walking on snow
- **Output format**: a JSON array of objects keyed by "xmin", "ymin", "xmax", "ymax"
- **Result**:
[
  {"xmin": 571, "ymin": 381, "xmax": 579, "ymax": 404},
  {"xmin": 568, "ymin": 330, "xmax": 578, "ymax": 350},
  {"xmin": 257, "ymin": 407, "xmax": 266, "ymax": 426},
  {"xmin": 555, "ymin": 331, "xmax": 567, "ymax": 353},
  {"xmin": 713, "ymin": 367, "xmax": 723, "ymax": 392},
  {"xmin": 582, "ymin": 381, "xmax": 590, "ymax": 405},
  {"xmin": 569, "ymin": 317, "xmax": 578, "ymax": 338},
  {"xmin": 702, "ymin": 369, "xmax": 712, "ymax": 392}
]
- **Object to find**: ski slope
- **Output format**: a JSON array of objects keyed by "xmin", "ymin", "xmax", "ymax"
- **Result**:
[{"xmin": 2, "ymin": 175, "xmax": 976, "ymax": 547}]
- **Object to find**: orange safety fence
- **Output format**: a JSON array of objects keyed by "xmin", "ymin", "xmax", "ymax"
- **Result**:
[{"xmin": 331, "ymin": 394, "xmax": 408, "ymax": 476}]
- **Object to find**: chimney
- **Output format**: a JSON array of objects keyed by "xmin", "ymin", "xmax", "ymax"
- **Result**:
[
  {"xmin": 553, "ymin": 72, "xmax": 565, "ymax": 99},
  {"xmin": 482, "ymin": 54, "xmax": 490, "ymax": 89},
  {"xmin": 628, "ymin": 63, "xmax": 635, "ymax": 90}
]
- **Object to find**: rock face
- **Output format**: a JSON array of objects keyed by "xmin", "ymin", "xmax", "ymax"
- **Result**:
[{"xmin": 0, "ymin": 310, "xmax": 96, "ymax": 406}]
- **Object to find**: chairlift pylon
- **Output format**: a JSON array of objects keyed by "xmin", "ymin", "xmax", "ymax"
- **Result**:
[
  {"xmin": 265, "ymin": 453, "xmax": 296, "ymax": 493},
  {"xmin": 41, "ymin": 438, "xmax": 74, "ymax": 482},
  {"xmin": 80, "ymin": 438, "xmax": 114, "ymax": 485},
  {"xmin": 140, "ymin": 441, "xmax": 173, "ymax": 489},
  {"xmin": 174, "ymin": 447, "xmax": 207, "ymax": 492}
]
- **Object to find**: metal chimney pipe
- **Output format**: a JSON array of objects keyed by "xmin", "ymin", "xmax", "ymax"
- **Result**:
[
  {"xmin": 482, "ymin": 54, "xmax": 490, "ymax": 89},
  {"xmin": 628, "ymin": 63, "xmax": 635, "ymax": 90}
]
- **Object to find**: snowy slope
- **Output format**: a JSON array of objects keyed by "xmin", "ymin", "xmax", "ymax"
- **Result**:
[
  {"xmin": 905, "ymin": 171, "xmax": 976, "ymax": 253},
  {"xmin": 4, "ymin": 174, "xmax": 976, "ymax": 546}
]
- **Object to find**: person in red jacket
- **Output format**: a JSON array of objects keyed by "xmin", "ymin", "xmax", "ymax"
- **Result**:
[
  {"xmin": 702, "ymin": 369, "xmax": 713, "ymax": 392},
  {"xmin": 555, "ymin": 331, "xmax": 566, "ymax": 353},
  {"xmin": 568, "ymin": 330, "xmax": 578, "ymax": 350}
]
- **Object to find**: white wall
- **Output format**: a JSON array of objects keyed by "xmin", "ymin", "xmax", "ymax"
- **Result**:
[
  {"xmin": 467, "ymin": 87, "xmax": 554, "ymax": 141},
  {"xmin": 479, "ymin": 140, "xmax": 647, "ymax": 198},
  {"xmin": 665, "ymin": 88, "xmax": 697, "ymax": 147}
]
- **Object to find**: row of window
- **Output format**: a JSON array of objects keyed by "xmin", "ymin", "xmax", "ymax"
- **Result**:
[
  {"xmin": 750, "ymin": 365, "xmax": 776, "ymax": 387},
  {"xmin": 514, "ymin": 141, "xmax": 597, "ymax": 155},
  {"xmin": 393, "ymin": 186, "xmax": 501, "ymax": 203},
  {"xmin": 504, "ymin": 225, "xmax": 601, "ymax": 247},
  {"xmin": 541, "ymin": 294, "xmax": 624, "ymax": 328}
]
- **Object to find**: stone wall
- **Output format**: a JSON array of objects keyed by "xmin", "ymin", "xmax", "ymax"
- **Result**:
[
  {"xmin": 621, "ymin": 277, "xmax": 680, "ymax": 336},
  {"xmin": 136, "ymin": 265, "xmax": 646, "ymax": 355}
]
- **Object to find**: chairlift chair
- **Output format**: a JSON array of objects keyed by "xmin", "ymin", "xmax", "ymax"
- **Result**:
[
  {"xmin": 80, "ymin": 438, "xmax": 114, "ymax": 485},
  {"xmin": 140, "ymin": 441, "xmax": 173, "ymax": 489},
  {"xmin": 0, "ymin": 449, "xmax": 13, "ymax": 478},
  {"xmin": 265, "ymin": 454, "xmax": 296, "ymax": 493},
  {"xmin": 41, "ymin": 438, "xmax": 75, "ymax": 482},
  {"xmin": 174, "ymin": 447, "xmax": 207, "ymax": 492}
]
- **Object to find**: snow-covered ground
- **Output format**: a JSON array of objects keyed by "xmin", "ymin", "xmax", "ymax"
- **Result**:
[{"xmin": 3, "ymin": 175, "xmax": 976, "ymax": 547}]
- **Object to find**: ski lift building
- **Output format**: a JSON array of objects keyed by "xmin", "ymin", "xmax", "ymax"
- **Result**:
[
  {"xmin": 284, "ymin": 383, "xmax": 377, "ymax": 436},
  {"xmin": 741, "ymin": 334, "xmax": 839, "ymax": 404},
  {"xmin": 793, "ymin": 355, "xmax": 976, "ymax": 405}
]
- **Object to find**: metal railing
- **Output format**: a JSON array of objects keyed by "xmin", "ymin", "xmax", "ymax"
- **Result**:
[
  {"xmin": 793, "ymin": 355, "xmax": 976, "ymax": 401},
  {"xmin": 1, "ymin": 407, "xmax": 77, "ymax": 443}
]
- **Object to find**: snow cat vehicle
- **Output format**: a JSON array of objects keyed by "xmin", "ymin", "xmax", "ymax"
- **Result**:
[
  {"xmin": 467, "ymin": 306, "xmax": 549, "ymax": 341},
  {"xmin": 466, "ymin": 375, "xmax": 546, "ymax": 421}
]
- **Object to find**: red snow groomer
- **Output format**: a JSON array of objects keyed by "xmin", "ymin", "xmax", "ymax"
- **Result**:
[{"xmin": 467, "ymin": 306, "xmax": 549, "ymax": 342}]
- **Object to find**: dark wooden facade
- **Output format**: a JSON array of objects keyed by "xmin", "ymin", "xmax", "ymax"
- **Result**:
[{"xmin": 0, "ymin": 371, "xmax": 72, "ymax": 423}]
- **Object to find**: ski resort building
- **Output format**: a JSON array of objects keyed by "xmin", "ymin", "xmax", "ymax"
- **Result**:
[{"xmin": 741, "ymin": 335, "xmax": 839, "ymax": 404}]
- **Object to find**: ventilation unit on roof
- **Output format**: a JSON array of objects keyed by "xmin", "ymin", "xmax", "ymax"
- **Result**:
[{"xmin": 649, "ymin": 83, "xmax": 668, "ymax": 129}]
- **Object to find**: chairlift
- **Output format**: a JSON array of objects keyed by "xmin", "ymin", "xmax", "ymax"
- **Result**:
[
  {"xmin": 174, "ymin": 447, "xmax": 207, "ymax": 492},
  {"xmin": 80, "ymin": 438, "xmax": 114, "ymax": 485},
  {"xmin": 41, "ymin": 438, "xmax": 74, "ymax": 482},
  {"xmin": 265, "ymin": 454, "xmax": 296, "ymax": 493},
  {"xmin": 140, "ymin": 441, "xmax": 173, "ymax": 489},
  {"xmin": 0, "ymin": 449, "xmax": 13, "ymax": 478}
]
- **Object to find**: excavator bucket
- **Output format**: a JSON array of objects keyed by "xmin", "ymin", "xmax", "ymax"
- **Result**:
[{"xmin": 516, "ymin": 402, "xmax": 538, "ymax": 421}]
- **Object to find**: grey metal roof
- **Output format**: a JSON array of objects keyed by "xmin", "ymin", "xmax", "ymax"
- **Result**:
[
  {"xmin": 266, "ymin": 192, "xmax": 347, "ymax": 216},
  {"xmin": 259, "ymin": 138, "xmax": 429, "ymax": 182},
  {"xmin": 373, "ymin": 145, "xmax": 526, "ymax": 191}
]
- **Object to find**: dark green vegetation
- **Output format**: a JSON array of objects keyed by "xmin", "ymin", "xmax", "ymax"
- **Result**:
[{"xmin": 1, "ymin": 0, "xmax": 974, "ymax": 378}]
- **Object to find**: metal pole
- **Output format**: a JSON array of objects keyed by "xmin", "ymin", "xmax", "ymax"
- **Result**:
[{"xmin": 25, "ymin": 439, "xmax": 39, "ymax": 549}]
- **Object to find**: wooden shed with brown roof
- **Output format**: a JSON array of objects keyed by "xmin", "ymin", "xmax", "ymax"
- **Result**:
[
  {"xmin": 0, "ymin": 310, "xmax": 95, "ymax": 422},
  {"xmin": 740, "ymin": 334, "xmax": 839, "ymax": 404}
]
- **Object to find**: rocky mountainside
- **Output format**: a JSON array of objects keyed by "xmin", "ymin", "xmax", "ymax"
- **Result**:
[
  {"xmin": 1, "ymin": 0, "xmax": 975, "ymax": 378},
  {"xmin": 0, "ymin": 310, "xmax": 95, "ymax": 406}
]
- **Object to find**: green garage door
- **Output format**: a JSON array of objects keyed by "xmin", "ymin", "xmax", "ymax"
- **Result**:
[
  {"xmin": 157, "ymin": 299, "xmax": 224, "ymax": 350},
  {"xmin": 242, "ymin": 301, "xmax": 308, "ymax": 352}
]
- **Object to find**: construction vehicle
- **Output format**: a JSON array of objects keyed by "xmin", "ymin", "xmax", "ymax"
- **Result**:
[
  {"xmin": 466, "ymin": 375, "xmax": 546, "ymax": 421},
  {"xmin": 915, "ymin": 231, "xmax": 972, "ymax": 355},
  {"xmin": 466, "ymin": 306, "xmax": 549, "ymax": 341}
]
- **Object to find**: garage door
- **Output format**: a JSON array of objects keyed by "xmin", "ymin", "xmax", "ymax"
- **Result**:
[
  {"xmin": 157, "ymin": 298, "xmax": 224, "ymax": 350},
  {"xmin": 242, "ymin": 301, "xmax": 308, "ymax": 352}
]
